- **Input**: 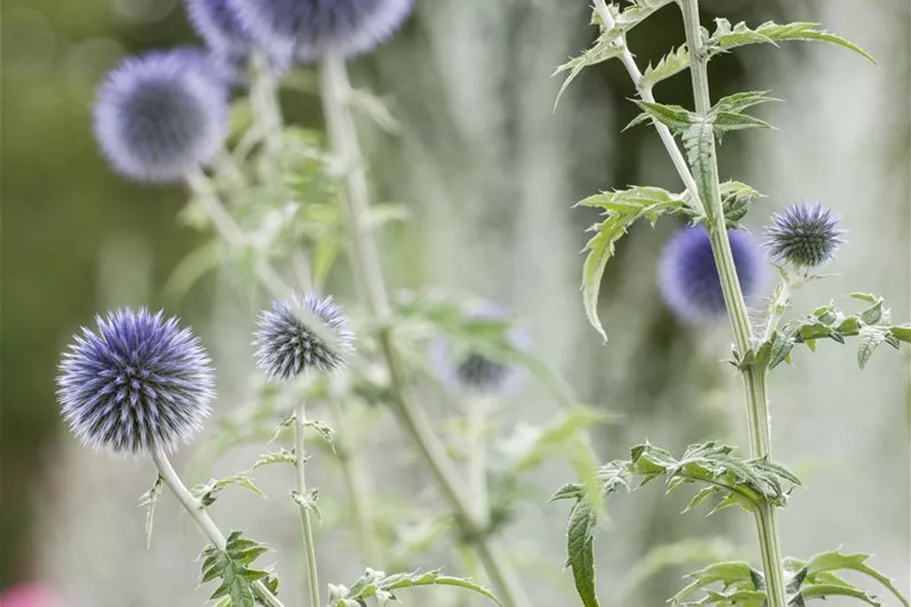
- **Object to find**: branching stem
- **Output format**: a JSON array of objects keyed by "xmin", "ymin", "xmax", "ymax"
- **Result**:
[
  {"xmin": 318, "ymin": 50, "xmax": 529, "ymax": 607},
  {"xmin": 150, "ymin": 446, "xmax": 286, "ymax": 607}
]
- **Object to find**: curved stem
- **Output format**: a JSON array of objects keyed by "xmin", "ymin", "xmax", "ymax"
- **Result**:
[
  {"xmin": 677, "ymin": 2, "xmax": 787, "ymax": 606},
  {"xmin": 150, "ymin": 446, "xmax": 286, "ymax": 607},
  {"xmin": 293, "ymin": 399, "xmax": 322, "ymax": 607},
  {"xmin": 319, "ymin": 50, "xmax": 530, "ymax": 607}
]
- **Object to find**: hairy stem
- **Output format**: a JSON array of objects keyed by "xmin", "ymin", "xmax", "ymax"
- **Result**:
[
  {"xmin": 319, "ymin": 50, "xmax": 530, "ymax": 607},
  {"xmin": 293, "ymin": 399, "xmax": 322, "ymax": 607},
  {"xmin": 332, "ymin": 398, "xmax": 382, "ymax": 565},
  {"xmin": 678, "ymin": 1, "xmax": 787, "ymax": 606},
  {"xmin": 150, "ymin": 446, "xmax": 286, "ymax": 607}
]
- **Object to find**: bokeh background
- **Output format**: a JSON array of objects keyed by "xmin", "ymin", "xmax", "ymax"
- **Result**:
[{"xmin": 2, "ymin": 0, "xmax": 909, "ymax": 605}]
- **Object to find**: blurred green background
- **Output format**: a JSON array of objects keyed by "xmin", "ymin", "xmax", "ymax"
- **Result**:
[{"xmin": 2, "ymin": 0, "xmax": 908, "ymax": 605}]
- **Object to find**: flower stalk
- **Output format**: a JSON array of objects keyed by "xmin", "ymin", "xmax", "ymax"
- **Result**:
[
  {"xmin": 678, "ymin": 1, "xmax": 787, "ymax": 605},
  {"xmin": 318, "ymin": 50, "xmax": 530, "ymax": 607},
  {"xmin": 293, "ymin": 399, "xmax": 322, "ymax": 607},
  {"xmin": 150, "ymin": 446, "xmax": 286, "ymax": 607}
]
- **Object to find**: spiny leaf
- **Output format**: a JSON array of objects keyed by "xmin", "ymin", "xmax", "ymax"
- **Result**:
[
  {"xmin": 554, "ymin": 35, "xmax": 623, "ymax": 110},
  {"xmin": 641, "ymin": 44, "xmax": 689, "ymax": 89},
  {"xmin": 805, "ymin": 551, "xmax": 909, "ymax": 607},
  {"xmin": 291, "ymin": 488, "xmax": 322, "ymax": 522},
  {"xmin": 707, "ymin": 19, "xmax": 876, "ymax": 64},
  {"xmin": 576, "ymin": 186, "xmax": 687, "ymax": 340},
  {"xmin": 329, "ymin": 568, "xmax": 503, "ymax": 607},
  {"xmin": 252, "ymin": 448, "xmax": 298, "ymax": 470},
  {"xmin": 193, "ymin": 475, "xmax": 266, "ymax": 508},
  {"xmin": 628, "ymin": 100, "xmax": 697, "ymax": 131},
  {"xmin": 199, "ymin": 533, "xmax": 274, "ymax": 607},
  {"xmin": 565, "ymin": 499, "xmax": 600, "ymax": 607},
  {"xmin": 139, "ymin": 474, "xmax": 163, "ymax": 549}
]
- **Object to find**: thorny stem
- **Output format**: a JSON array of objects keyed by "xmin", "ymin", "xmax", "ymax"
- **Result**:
[
  {"xmin": 678, "ymin": 2, "xmax": 787, "ymax": 606},
  {"xmin": 150, "ymin": 446, "xmax": 286, "ymax": 607},
  {"xmin": 319, "ymin": 50, "xmax": 530, "ymax": 607},
  {"xmin": 293, "ymin": 399, "xmax": 322, "ymax": 607},
  {"xmin": 332, "ymin": 398, "xmax": 382, "ymax": 565}
]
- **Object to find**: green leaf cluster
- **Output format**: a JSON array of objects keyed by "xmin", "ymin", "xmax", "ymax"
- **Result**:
[
  {"xmin": 326, "ymin": 568, "xmax": 503, "ymax": 607},
  {"xmin": 200, "ymin": 532, "xmax": 278, "ymax": 607},
  {"xmin": 752, "ymin": 293, "xmax": 910, "ymax": 370},
  {"xmin": 551, "ymin": 442, "xmax": 802, "ymax": 607},
  {"xmin": 672, "ymin": 550, "xmax": 909, "ymax": 607}
]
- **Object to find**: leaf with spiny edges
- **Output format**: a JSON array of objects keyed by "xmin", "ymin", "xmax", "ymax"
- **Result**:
[
  {"xmin": 711, "ymin": 91, "xmax": 781, "ymax": 114},
  {"xmin": 252, "ymin": 448, "xmax": 298, "ymax": 470},
  {"xmin": 805, "ymin": 550, "xmax": 909, "ymax": 607},
  {"xmin": 329, "ymin": 568, "xmax": 504, "ymax": 607},
  {"xmin": 577, "ymin": 186, "xmax": 688, "ymax": 340},
  {"xmin": 641, "ymin": 44, "xmax": 689, "ymax": 89},
  {"xmin": 553, "ymin": 33, "xmax": 623, "ymax": 110},
  {"xmin": 706, "ymin": 19, "xmax": 876, "ymax": 64},
  {"xmin": 199, "ymin": 532, "xmax": 273, "ymax": 607},
  {"xmin": 291, "ymin": 488, "xmax": 322, "ymax": 522},
  {"xmin": 628, "ymin": 100, "xmax": 698, "ymax": 131},
  {"xmin": 682, "ymin": 180, "xmax": 763, "ymax": 227},
  {"xmin": 681, "ymin": 118, "xmax": 715, "ymax": 211},
  {"xmin": 139, "ymin": 474, "xmax": 163, "ymax": 549},
  {"xmin": 193, "ymin": 475, "xmax": 266, "ymax": 508},
  {"xmin": 798, "ymin": 583, "xmax": 882, "ymax": 606},
  {"xmin": 565, "ymin": 498, "xmax": 600, "ymax": 607}
]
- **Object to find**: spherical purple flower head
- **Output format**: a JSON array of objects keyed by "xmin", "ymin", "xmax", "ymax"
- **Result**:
[
  {"xmin": 93, "ymin": 50, "xmax": 229, "ymax": 183},
  {"xmin": 254, "ymin": 293, "xmax": 354, "ymax": 380},
  {"xmin": 764, "ymin": 202, "xmax": 843, "ymax": 268},
  {"xmin": 226, "ymin": 0, "xmax": 415, "ymax": 63},
  {"xmin": 186, "ymin": 0, "xmax": 250, "ymax": 58},
  {"xmin": 659, "ymin": 226, "xmax": 764, "ymax": 322},
  {"xmin": 431, "ymin": 305, "xmax": 529, "ymax": 397},
  {"xmin": 57, "ymin": 308, "xmax": 215, "ymax": 454}
]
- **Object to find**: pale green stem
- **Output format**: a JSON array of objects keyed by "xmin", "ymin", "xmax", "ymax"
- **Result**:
[
  {"xmin": 318, "ymin": 50, "xmax": 530, "ymax": 607},
  {"xmin": 251, "ymin": 52, "xmax": 285, "ymax": 169},
  {"xmin": 332, "ymin": 398, "xmax": 382, "ymax": 565},
  {"xmin": 150, "ymin": 446, "xmax": 286, "ymax": 607},
  {"xmin": 293, "ymin": 399, "xmax": 322, "ymax": 607},
  {"xmin": 678, "ymin": 2, "xmax": 787, "ymax": 606},
  {"xmin": 467, "ymin": 395, "xmax": 491, "ymax": 525}
]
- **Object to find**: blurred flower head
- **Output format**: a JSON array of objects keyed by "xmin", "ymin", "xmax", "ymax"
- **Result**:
[
  {"xmin": 658, "ymin": 226, "xmax": 764, "ymax": 322},
  {"xmin": 0, "ymin": 584, "xmax": 61, "ymax": 607},
  {"xmin": 186, "ymin": 0, "xmax": 249, "ymax": 58},
  {"xmin": 764, "ymin": 202, "xmax": 843, "ymax": 268},
  {"xmin": 57, "ymin": 308, "xmax": 215, "ymax": 454},
  {"xmin": 254, "ymin": 293, "xmax": 354, "ymax": 380},
  {"xmin": 226, "ymin": 0, "xmax": 414, "ymax": 63},
  {"xmin": 93, "ymin": 50, "xmax": 229, "ymax": 183},
  {"xmin": 431, "ymin": 305, "xmax": 528, "ymax": 397}
]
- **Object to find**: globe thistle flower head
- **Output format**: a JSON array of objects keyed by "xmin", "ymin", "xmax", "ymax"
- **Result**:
[
  {"xmin": 659, "ymin": 226, "xmax": 764, "ymax": 323},
  {"xmin": 254, "ymin": 293, "xmax": 354, "ymax": 380},
  {"xmin": 431, "ymin": 305, "xmax": 529, "ymax": 397},
  {"xmin": 764, "ymin": 202, "xmax": 843, "ymax": 268},
  {"xmin": 186, "ymin": 0, "xmax": 250, "ymax": 59},
  {"xmin": 56, "ymin": 308, "xmax": 215, "ymax": 454},
  {"xmin": 93, "ymin": 50, "xmax": 229, "ymax": 183},
  {"xmin": 226, "ymin": 0, "xmax": 415, "ymax": 63}
]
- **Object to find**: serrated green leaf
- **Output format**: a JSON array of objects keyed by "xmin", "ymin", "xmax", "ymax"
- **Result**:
[
  {"xmin": 707, "ymin": 19, "xmax": 876, "ymax": 64},
  {"xmin": 681, "ymin": 118, "xmax": 715, "ymax": 209},
  {"xmin": 139, "ymin": 474, "xmax": 163, "ymax": 550},
  {"xmin": 565, "ymin": 499, "xmax": 600, "ymax": 607},
  {"xmin": 291, "ymin": 488, "xmax": 322, "ymax": 522},
  {"xmin": 199, "ymin": 533, "xmax": 274, "ymax": 607},
  {"xmin": 798, "ymin": 583, "xmax": 882, "ymax": 606},
  {"xmin": 858, "ymin": 326, "xmax": 887, "ymax": 368},
  {"xmin": 193, "ymin": 475, "xmax": 266, "ymax": 507},
  {"xmin": 578, "ymin": 186, "xmax": 686, "ymax": 340},
  {"xmin": 641, "ymin": 44, "xmax": 689, "ymax": 89},
  {"xmin": 331, "ymin": 568, "xmax": 503, "ymax": 607},
  {"xmin": 711, "ymin": 111, "xmax": 773, "ymax": 132},
  {"xmin": 554, "ymin": 35, "xmax": 623, "ymax": 110},
  {"xmin": 629, "ymin": 100, "xmax": 697, "ymax": 131},
  {"xmin": 252, "ymin": 448, "xmax": 298, "ymax": 470},
  {"xmin": 805, "ymin": 551, "xmax": 909, "ymax": 607}
]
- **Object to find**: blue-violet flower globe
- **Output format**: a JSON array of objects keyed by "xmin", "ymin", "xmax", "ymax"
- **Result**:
[
  {"xmin": 57, "ymin": 308, "xmax": 215, "ymax": 454},
  {"xmin": 254, "ymin": 293, "xmax": 354, "ymax": 380},
  {"xmin": 93, "ymin": 50, "xmax": 229, "ymax": 183},
  {"xmin": 186, "ymin": 0, "xmax": 250, "ymax": 59},
  {"xmin": 431, "ymin": 305, "xmax": 528, "ymax": 396},
  {"xmin": 226, "ymin": 0, "xmax": 414, "ymax": 63},
  {"xmin": 765, "ymin": 202, "xmax": 843, "ymax": 268},
  {"xmin": 659, "ymin": 226, "xmax": 764, "ymax": 322}
]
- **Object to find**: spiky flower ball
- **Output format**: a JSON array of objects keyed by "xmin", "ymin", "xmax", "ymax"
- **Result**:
[
  {"xmin": 186, "ymin": 0, "xmax": 249, "ymax": 58},
  {"xmin": 764, "ymin": 202, "xmax": 843, "ymax": 268},
  {"xmin": 254, "ymin": 293, "xmax": 354, "ymax": 380},
  {"xmin": 226, "ymin": 0, "xmax": 415, "ymax": 63},
  {"xmin": 431, "ymin": 306, "xmax": 528, "ymax": 396},
  {"xmin": 659, "ymin": 226, "xmax": 764, "ymax": 322},
  {"xmin": 93, "ymin": 51, "xmax": 229, "ymax": 183},
  {"xmin": 57, "ymin": 308, "xmax": 215, "ymax": 454}
]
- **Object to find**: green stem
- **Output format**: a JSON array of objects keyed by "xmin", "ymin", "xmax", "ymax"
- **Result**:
[
  {"xmin": 293, "ymin": 399, "xmax": 322, "ymax": 607},
  {"xmin": 332, "ymin": 398, "xmax": 382, "ymax": 565},
  {"xmin": 678, "ymin": 2, "xmax": 787, "ymax": 606},
  {"xmin": 318, "ymin": 50, "xmax": 530, "ymax": 607},
  {"xmin": 150, "ymin": 446, "xmax": 286, "ymax": 607},
  {"xmin": 251, "ymin": 52, "xmax": 284, "ymax": 170}
]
